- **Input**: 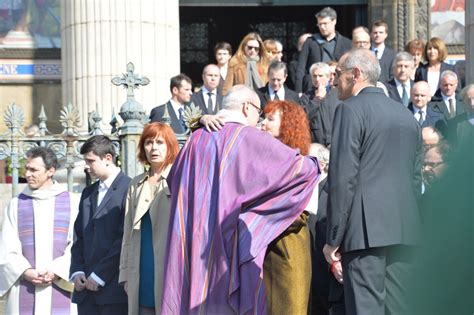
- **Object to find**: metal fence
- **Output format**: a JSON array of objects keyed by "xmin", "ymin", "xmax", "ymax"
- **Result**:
[{"xmin": 0, "ymin": 62, "xmax": 192, "ymax": 198}]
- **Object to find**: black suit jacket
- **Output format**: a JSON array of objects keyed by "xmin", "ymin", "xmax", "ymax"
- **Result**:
[
  {"xmin": 386, "ymin": 79, "xmax": 414, "ymax": 106},
  {"xmin": 191, "ymin": 89, "xmax": 223, "ymax": 115},
  {"xmin": 414, "ymin": 62, "xmax": 455, "ymax": 83},
  {"xmin": 256, "ymin": 84, "xmax": 300, "ymax": 110},
  {"xmin": 327, "ymin": 87, "xmax": 422, "ymax": 252},
  {"xmin": 408, "ymin": 102, "xmax": 446, "ymax": 128},
  {"xmin": 376, "ymin": 47, "xmax": 396, "ymax": 83},
  {"xmin": 149, "ymin": 101, "xmax": 187, "ymax": 133},
  {"xmin": 70, "ymin": 171, "xmax": 131, "ymax": 305},
  {"xmin": 295, "ymin": 32, "xmax": 352, "ymax": 93},
  {"xmin": 302, "ymin": 88, "xmax": 341, "ymax": 146},
  {"xmin": 429, "ymin": 93, "xmax": 465, "ymax": 121}
]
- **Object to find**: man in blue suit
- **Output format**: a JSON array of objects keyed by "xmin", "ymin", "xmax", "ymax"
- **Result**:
[{"xmin": 70, "ymin": 135, "xmax": 131, "ymax": 315}]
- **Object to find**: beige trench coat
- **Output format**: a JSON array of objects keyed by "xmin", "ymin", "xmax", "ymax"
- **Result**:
[{"xmin": 119, "ymin": 166, "xmax": 172, "ymax": 315}]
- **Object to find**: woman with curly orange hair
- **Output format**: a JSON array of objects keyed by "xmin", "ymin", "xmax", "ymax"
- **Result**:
[{"xmin": 260, "ymin": 100, "xmax": 313, "ymax": 314}]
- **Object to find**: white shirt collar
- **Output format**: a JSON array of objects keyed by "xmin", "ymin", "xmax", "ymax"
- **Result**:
[
  {"xmin": 100, "ymin": 167, "xmax": 120, "ymax": 190},
  {"xmin": 201, "ymin": 85, "xmax": 216, "ymax": 96},
  {"xmin": 169, "ymin": 99, "xmax": 184, "ymax": 116},
  {"xmin": 268, "ymin": 86, "xmax": 284, "ymax": 100}
]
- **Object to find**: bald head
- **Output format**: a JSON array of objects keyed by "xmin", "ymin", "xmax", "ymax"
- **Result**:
[
  {"xmin": 297, "ymin": 33, "xmax": 312, "ymax": 52},
  {"xmin": 411, "ymin": 81, "xmax": 431, "ymax": 109},
  {"xmin": 352, "ymin": 27, "xmax": 370, "ymax": 49},
  {"xmin": 422, "ymin": 126, "xmax": 441, "ymax": 146}
]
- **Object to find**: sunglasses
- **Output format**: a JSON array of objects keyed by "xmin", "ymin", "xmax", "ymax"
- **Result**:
[{"xmin": 246, "ymin": 45, "xmax": 260, "ymax": 52}]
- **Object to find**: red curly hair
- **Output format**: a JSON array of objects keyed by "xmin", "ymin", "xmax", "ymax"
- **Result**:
[{"xmin": 264, "ymin": 100, "xmax": 311, "ymax": 156}]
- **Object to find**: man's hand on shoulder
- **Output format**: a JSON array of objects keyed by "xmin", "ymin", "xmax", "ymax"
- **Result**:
[{"xmin": 200, "ymin": 114, "xmax": 225, "ymax": 132}]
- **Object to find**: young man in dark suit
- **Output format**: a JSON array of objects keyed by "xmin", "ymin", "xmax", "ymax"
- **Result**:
[
  {"xmin": 70, "ymin": 135, "xmax": 131, "ymax": 315},
  {"xmin": 256, "ymin": 61, "xmax": 300, "ymax": 110},
  {"xmin": 191, "ymin": 64, "xmax": 223, "ymax": 115},
  {"xmin": 370, "ymin": 20, "xmax": 396, "ymax": 83},
  {"xmin": 323, "ymin": 48, "xmax": 422, "ymax": 315},
  {"xmin": 149, "ymin": 74, "xmax": 193, "ymax": 133}
]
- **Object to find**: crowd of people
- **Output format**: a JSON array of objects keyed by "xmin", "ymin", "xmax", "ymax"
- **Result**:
[{"xmin": 0, "ymin": 5, "xmax": 473, "ymax": 315}]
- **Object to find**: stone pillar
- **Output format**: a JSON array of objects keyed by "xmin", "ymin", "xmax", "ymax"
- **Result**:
[
  {"xmin": 61, "ymin": 0, "xmax": 180, "ymax": 132},
  {"xmin": 466, "ymin": 1, "xmax": 474, "ymax": 84}
]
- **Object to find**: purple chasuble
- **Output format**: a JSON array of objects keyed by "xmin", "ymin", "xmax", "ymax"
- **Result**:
[
  {"xmin": 161, "ymin": 123, "xmax": 320, "ymax": 315},
  {"xmin": 17, "ymin": 191, "xmax": 72, "ymax": 315}
]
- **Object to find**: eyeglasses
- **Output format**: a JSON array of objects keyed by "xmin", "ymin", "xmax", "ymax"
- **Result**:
[
  {"xmin": 335, "ymin": 67, "xmax": 354, "ymax": 78},
  {"xmin": 246, "ymin": 45, "xmax": 260, "ymax": 52},
  {"xmin": 423, "ymin": 161, "xmax": 444, "ymax": 169},
  {"xmin": 247, "ymin": 101, "xmax": 262, "ymax": 114}
]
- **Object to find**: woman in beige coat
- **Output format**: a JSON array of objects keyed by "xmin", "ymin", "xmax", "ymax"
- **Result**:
[
  {"xmin": 222, "ymin": 32, "xmax": 270, "ymax": 95},
  {"xmin": 119, "ymin": 122, "xmax": 179, "ymax": 315}
]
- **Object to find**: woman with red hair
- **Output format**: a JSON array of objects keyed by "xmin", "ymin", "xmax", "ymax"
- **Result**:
[
  {"xmin": 260, "ymin": 100, "xmax": 314, "ymax": 314},
  {"xmin": 119, "ymin": 122, "xmax": 179, "ymax": 315}
]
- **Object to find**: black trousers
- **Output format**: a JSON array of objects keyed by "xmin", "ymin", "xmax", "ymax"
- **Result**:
[
  {"xmin": 77, "ymin": 293, "xmax": 128, "ymax": 315},
  {"xmin": 342, "ymin": 245, "xmax": 416, "ymax": 315}
]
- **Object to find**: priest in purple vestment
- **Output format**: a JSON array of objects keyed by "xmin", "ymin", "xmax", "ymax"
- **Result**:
[{"xmin": 160, "ymin": 85, "xmax": 320, "ymax": 315}]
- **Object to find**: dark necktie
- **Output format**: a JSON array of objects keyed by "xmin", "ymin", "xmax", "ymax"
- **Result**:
[
  {"xmin": 373, "ymin": 49, "xmax": 378, "ymax": 59},
  {"xmin": 402, "ymin": 84, "xmax": 409, "ymax": 107},
  {"xmin": 207, "ymin": 92, "xmax": 214, "ymax": 113},
  {"xmin": 274, "ymin": 92, "xmax": 280, "ymax": 101},
  {"xmin": 448, "ymin": 98, "xmax": 455, "ymax": 118},
  {"xmin": 418, "ymin": 110, "xmax": 424, "ymax": 125}
]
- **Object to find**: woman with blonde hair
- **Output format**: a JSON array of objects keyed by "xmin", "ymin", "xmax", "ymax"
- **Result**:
[
  {"xmin": 222, "ymin": 32, "xmax": 270, "ymax": 95},
  {"xmin": 119, "ymin": 122, "xmax": 179, "ymax": 315}
]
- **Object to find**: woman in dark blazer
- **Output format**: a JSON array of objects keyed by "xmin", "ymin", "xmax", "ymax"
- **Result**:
[{"xmin": 415, "ymin": 37, "xmax": 455, "ymax": 96}]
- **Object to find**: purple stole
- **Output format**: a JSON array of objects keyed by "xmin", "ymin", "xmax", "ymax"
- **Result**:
[{"xmin": 17, "ymin": 191, "xmax": 72, "ymax": 315}]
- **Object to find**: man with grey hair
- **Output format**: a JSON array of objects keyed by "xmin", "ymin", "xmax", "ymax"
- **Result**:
[
  {"xmin": 295, "ymin": 7, "xmax": 351, "ymax": 93},
  {"xmin": 386, "ymin": 51, "xmax": 415, "ymax": 107},
  {"xmin": 431, "ymin": 70, "xmax": 465, "ymax": 120},
  {"xmin": 301, "ymin": 62, "xmax": 341, "ymax": 145},
  {"xmin": 256, "ymin": 61, "xmax": 300, "ymax": 109},
  {"xmin": 436, "ymin": 83, "xmax": 474, "ymax": 145},
  {"xmin": 323, "ymin": 48, "xmax": 422, "ymax": 315},
  {"xmin": 160, "ymin": 84, "xmax": 320, "ymax": 314}
]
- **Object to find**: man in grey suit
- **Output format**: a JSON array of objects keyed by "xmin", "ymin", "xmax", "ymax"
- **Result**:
[
  {"xmin": 370, "ymin": 20, "xmax": 396, "ymax": 83},
  {"xmin": 149, "ymin": 74, "xmax": 193, "ymax": 133},
  {"xmin": 323, "ymin": 48, "xmax": 423, "ymax": 314},
  {"xmin": 386, "ymin": 52, "xmax": 415, "ymax": 107},
  {"xmin": 256, "ymin": 61, "xmax": 300, "ymax": 110},
  {"xmin": 191, "ymin": 64, "xmax": 223, "ymax": 115}
]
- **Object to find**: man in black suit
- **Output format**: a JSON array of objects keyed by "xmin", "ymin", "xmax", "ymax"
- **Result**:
[
  {"xmin": 256, "ymin": 61, "xmax": 300, "ymax": 110},
  {"xmin": 408, "ymin": 81, "xmax": 446, "ymax": 128},
  {"xmin": 431, "ymin": 70, "xmax": 465, "ymax": 120},
  {"xmin": 287, "ymin": 33, "xmax": 312, "ymax": 90},
  {"xmin": 70, "ymin": 135, "xmax": 131, "ymax": 315},
  {"xmin": 386, "ymin": 52, "xmax": 415, "ymax": 107},
  {"xmin": 295, "ymin": 7, "xmax": 351, "ymax": 93},
  {"xmin": 300, "ymin": 62, "xmax": 340, "ymax": 146},
  {"xmin": 149, "ymin": 74, "xmax": 193, "ymax": 133},
  {"xmin": 191, "ymin": 64, "xmax": 223, "ymax": 115},
  {"xmin": 323, "ymin": 48, "xmax": 422, "ymax": 314},
  {"xmin": 370, "ymin": 20, "xmax": 396, "ymax": 83}
]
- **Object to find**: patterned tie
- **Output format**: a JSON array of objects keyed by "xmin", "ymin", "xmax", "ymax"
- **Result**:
[
  {"xmin": 178, "ymin": 107, "xmax": 186, "ymax": 130},
  {"xmin": 207, "ymin": 92, "xmax": 214, "ymax": 113},
  {"xmin": 402, "ymin": 84, "xmax": 409, "ymax": 107},
  {"xmin": 448, "ymin": 98, "xmax": 455, "ymax": 118}
]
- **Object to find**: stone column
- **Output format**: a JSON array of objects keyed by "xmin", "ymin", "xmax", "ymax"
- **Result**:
[
  {"xmin": 466, "ymin": 1, "xmax": 474, "ymax": 83},
  {"xmin": 61, "ymin": 0, "xmax": 180, "ymax": 132},
  {"xmin": 368, "ymin": 0, "xmax": 429, "ymax": 50}
]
